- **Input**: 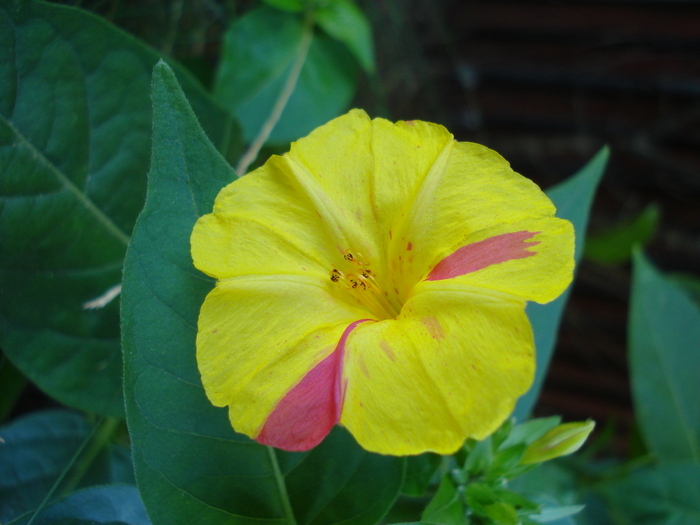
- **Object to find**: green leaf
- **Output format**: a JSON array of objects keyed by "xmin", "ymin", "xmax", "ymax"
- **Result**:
[
  {"xmin": 9, "ymin": 485, "xmax": 149, "ymax": 525},
  {"xmin": 507, "ymin": 461, "xmax": 577, "ymax": 504},
  {"xmin": 463, "ymin": 437, "xmax": 493, "ymax": 477},
  {"xmin": 529, "ymin": 505, "xmax": 584, "ymax": 524},
  {"xmin": 122, "ymin": 61, "xmax": 403, "ymax": 525},
  {"xmin": 629, "ymin": 251, "xmax": 700, "ymax": 463},
  {"xmin": 402, "ymin": 454, "xmax": 441, "ymax": 496},
  {"xmin": 464, "ymin": 483, "xmax": 520, "ymax": 525},
  {"xmin": 316, "ymin": 0, "xmax": 375, "ymax": 72},
  {"xmin": 487, "ymin": 444, "xmax": 526, "ymax": 479},
  {"xmin": 584, "ymin": 203, "xmax": 659, "ymax": 265},
  {"xmin": 214, "ymin": 6, "xmax": 358, "ymax": 145},
  {"xmin": 514, "ymin": 147, "xmax": 609, "ymax": 420},
  {"xmin": 499, "ymin": 417, "xmax": 562, "ymax": 451},
  {"xmin": 602, "ymin": 462, "xmax": 700, "ymax": 525},
  {"xmin": 261, "ymin": 0, "xmax": 305, "ymax": 12},
  {"xmin": 0, "ymin": 410, "xmax": 133, "ymax": 523},
  {"xmin": 0, "ymin": 0, "xmax": 234, "ymax": 416},
  {"xmin": 421, "ymin": 476, "xmax": 465, "ymax": 525},
  {"xmin": 670, "ymin": 273, "xmax": 700, "ymax": 308}
]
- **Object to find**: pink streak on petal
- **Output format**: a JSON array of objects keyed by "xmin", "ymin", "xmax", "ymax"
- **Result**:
[
  {"xmin": 256, "ymin": 319, "xmax": 370, "ymax": 451},
  {"xmin": 426, "ymin": 231, "xmax": 540, "ymax": 281}
]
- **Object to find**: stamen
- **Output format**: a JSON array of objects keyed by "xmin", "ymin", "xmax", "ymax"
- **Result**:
[{"xmin": 329, "ymin": 258, "xmax": 401, "ymax": 319}]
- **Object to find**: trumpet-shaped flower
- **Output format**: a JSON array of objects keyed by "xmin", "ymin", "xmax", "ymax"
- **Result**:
[{"xmin": 191, "ymin": 109, "xmax": 574, "ymax": 456}]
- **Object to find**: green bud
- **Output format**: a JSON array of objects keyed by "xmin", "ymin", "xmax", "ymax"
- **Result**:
[{"xmin": 520, "ymin": 420, "xmax": 595, "ymax": 464}]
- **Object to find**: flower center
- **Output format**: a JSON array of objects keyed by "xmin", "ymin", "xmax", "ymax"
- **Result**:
[{"xmin": 330, "ymin": 251, "xmax": 402, "ymax": 320}]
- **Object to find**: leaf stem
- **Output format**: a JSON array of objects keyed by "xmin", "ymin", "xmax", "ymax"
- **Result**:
[
  {"xmin": 235, "ymin": 14, "xmax": 315, "ymax": 176},
  {"xmin": 25, "ymin": 415, "xmax": 117, "ymax": 525},
  {"xmin": 267, "ymin": 446, "xmax": 298, "ymax": 525},
  {"xmin": 60, "ymin": 416, "xmax": 122, "ymax": 495}
]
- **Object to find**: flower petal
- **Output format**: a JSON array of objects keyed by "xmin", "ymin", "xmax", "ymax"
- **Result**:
[
  {"xmin": 282, "ymin": 109, "xmax": 454, "ymax": 277},
  {"xmin": 191, "ymin": 155, "xmax": 336, "ymax": 280},
  {"xmin": 340, "ymin": 283, "xmax": 534, "ymax": 455},
  {"xmin": 257, "ymin": 319, "xmax": 370, "ymax": 451},
  {"xmin": 426, "ymin": 216, "xmax": 574, "ymax": 304},
  {"xmin": 196, "ymin": 275, "xmax": 368, "ymax": 440},
  {"xmin": 391, "ymin": 141, "xmax": 559, "ymax": 294}
]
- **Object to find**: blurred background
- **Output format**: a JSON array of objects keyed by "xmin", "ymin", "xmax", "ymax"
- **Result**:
[{"xmin": 46, "ymin": 0, "xmax": 700, "ymax": 456}]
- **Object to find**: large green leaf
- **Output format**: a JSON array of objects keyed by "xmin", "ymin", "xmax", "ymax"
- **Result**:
[
  {"xmin": 513, "ymin": 147, "xmax": 609, "ymax": 420},
  {"xmin": 602, "ymin": 462, "xmax": 700, "ymax": 525},
  {"xmin": 629, "ymin": 251, "xmax": 700, "ymax": 463},
  {"xmin": 214, "ymin": 6, "xmax": 358, "ymax": 146},
  {"xmin": 0, "ymin": 410, "xmax": 134, "ymax": 523},
  {"xmin": 122, "ymin": 62, "xmax": 403, "ymax": 525},
  {"xmin": 9, "ymin": 485, "xmax": 149, "ymax": 525},
  {"xmin": 0, "ymin": 0, "xmax": 234, "ymax": 416}
]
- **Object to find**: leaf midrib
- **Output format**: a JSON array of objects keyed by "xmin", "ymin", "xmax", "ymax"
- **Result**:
[{"xmin": 1, "ymin": 114, "xmax": 130, "ymax": 247}]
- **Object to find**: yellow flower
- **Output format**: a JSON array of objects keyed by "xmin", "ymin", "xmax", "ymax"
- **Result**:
[{"xmin": 191, "ymin": 109, "xmax": 574, "ymax": 456}]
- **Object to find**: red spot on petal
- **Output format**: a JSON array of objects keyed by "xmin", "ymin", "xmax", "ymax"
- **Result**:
[
  {"xmin": 421, "ymin": 316, "xmax": 445, "ymax": 340},
  {"xmin": 380, "ymin": 340, "xmax": 396, "ymax": 361},
  {"xmin": 389, "ymin": 230, "xmax": 393, "ymax": 239},
  {"xmin": 407, "ymin": 242, "xmax": 413, "ymax": 251},
  {"xmin": 359, "ymin": 356, "xmax": 370, "ymax": 378},
  {"xmin": 427, "ymin": 231, "xmax": 540, "ymax": 281},
  {"xmin": 256, "ymin": 319, "xmax": 370, "ymax": 451}
]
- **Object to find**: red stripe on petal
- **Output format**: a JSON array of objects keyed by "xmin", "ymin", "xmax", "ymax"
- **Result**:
[
  {"xmin": 256, "ymin": 319, "xmax": 370, "ymax": 451},
  {"xmin": 426, "ymin": 231, "xmax": 540, "ymax": 281}
]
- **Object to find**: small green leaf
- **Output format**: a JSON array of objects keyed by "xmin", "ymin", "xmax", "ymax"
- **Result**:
[
  {"xmin": 422, "ymin": 475, "xmax": 465, "ymax": 525},
  {"xmin": 499, "ymin": 417, "xmax": 562, "ymax": 451},
  {"xmin": 122, "ymin": 62, "xmax": 403, "ymax": 525},
  {"xmin": 316, "ymin": 0, "xmax": 375, "ymax": 72},
  {"xmin": 630, "ymin": 251, "xmax": 700, "ymax": 463},
  {"xmin": 514, "ymin": 147, "xmax": 609, "ymax": 420},
  {"xmin": 585, "ymin": 203, "xmax": 659, "ymax": 265},
  {"xmin": 463, "ymin": 437, "xmax": 493, "ymax": 477},
  {"xmin": 9, "ymin": 485, "xmax": 149, "ymax": 525},
  {"xmin": 214, "ymin": 6, "xmax": 358, "ymax": 145},
  {"xmin": 0, "ymin": 0, "xmax": 234, "ymax": 416},
  {"xmin": 487, "ymin": 445, "xmax": 526, "ymax": 479},
  {"xmin": 520, "ymin": 421, "xmax": 595, "ymax": 465},
  {"xmin": 465, "ymin": 483, "xmax": 520, "ymax": 524},
  {"xmin": 483, "ymin": 501, "xmax": 519, "ymax": 525}
]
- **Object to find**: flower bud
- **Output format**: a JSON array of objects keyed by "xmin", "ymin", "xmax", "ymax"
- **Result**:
[{"xmin": 520, "ymin": 420, "xmax": 595, "ymax": 464}]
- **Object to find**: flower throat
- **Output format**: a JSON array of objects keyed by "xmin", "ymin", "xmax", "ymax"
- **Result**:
[{"xmin": 330, "ymin": 251, "xmax": 401, "ymax": 320}]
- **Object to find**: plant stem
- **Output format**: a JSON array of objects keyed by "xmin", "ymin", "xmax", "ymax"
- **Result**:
[
  {"xmin": 235, "ymin": 14, "xmax": 315, "ymax": 177},
  {"xmin": 60, "ymin": 416, "xmax": 122, "ymax": 496},
  {"xmin": 267, "ymin": 446, "xmax": 298, "ymax": 525},
  {"xmin": 25, "ymin": 415, "xmax": 118, "ymax": 525}
]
